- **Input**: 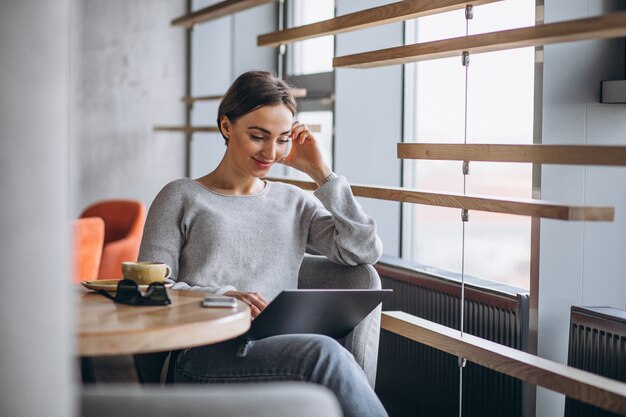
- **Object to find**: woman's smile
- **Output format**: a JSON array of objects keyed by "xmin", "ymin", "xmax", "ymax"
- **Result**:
[{"xmin": 251, "ymin": 156, "xmax": 273, "ymax": 170}]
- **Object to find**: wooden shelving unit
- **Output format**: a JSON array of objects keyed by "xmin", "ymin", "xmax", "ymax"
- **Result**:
[
  {"xmin": 333, "ymin": 11, "xmax": 626, "ymax": 68},
  {"xmin": 180, "ymin": 95, "xmax": 224, "ymax": 105},
  {"xmin": 172, "ymin": 0, "xmax": 275, "ymax": 28},
  {"xmin": 153, "ymin": 126, "xmax": 219, "ymax": 134},
  {"xmin": 154, "ymin": 124, "xmax": 321, "ymax": 134},
  {"xmin": 180, "ymin": 88, "xmax": 307, "ymax": 105},
  {"xmin": 397, "ymin": 143, "xmax": 626, "ymax": 166},
  {"xmin": 257, "ymin": 0, "xmax": 500, "ymax": 47},
  {"xmin": 265, "ymin": 177, "xmax": 614, "ymax": 221}
]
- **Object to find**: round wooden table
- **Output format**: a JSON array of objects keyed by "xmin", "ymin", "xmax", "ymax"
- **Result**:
[{"xmin": 76, "ymin": 288, "xmax": 251, "ymax": 356}]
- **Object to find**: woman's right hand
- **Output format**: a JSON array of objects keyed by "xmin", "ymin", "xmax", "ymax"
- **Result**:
[
  {"xmin": 224, "ymin": 290, "xmax": 268, "ymax": 319},
  {"xmin": 282, "ymin": 122, "xmax": 332, "ymax": 186}
]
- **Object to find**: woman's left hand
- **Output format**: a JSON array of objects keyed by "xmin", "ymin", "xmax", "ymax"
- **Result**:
[
  {"xmin": 281, "ymin": 122, "xmax": 332, "ymax": 186},
  {"xmin": 223, "ymin": 290, "xmax": 268, "ymax": 320}
]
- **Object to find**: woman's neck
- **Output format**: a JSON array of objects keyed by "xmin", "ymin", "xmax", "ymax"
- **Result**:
[{"xmin": 196, "ymin": 159, "xmax": 265, "ymax": 196}]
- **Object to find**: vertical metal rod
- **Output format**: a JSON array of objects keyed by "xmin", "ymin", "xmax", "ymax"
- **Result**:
[
  {"xmin": 277, "ymin": 0, "xmax": 286, "ymax": 78},
  {"xmin": 184, "ymin": 0, "xmax": 192, "ymax": 178},
  {"xmin": 460, "ymin": 48, "xmax": 470, "ymax": 336},
  {"xmin": 459, "ymin": 6, "xmax": 473, "ymax": 417},
  {"xmin": 459, "ymin": 364, "xmax": 464, "ymax": 416},
  {"xmin": 458, "ymin": 356, "xmax": 467, "ymax": 416}
]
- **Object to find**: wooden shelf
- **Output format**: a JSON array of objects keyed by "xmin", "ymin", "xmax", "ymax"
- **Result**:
[
  {"xmin": 171, "ymin": 0, "xmax": 275, "ymax": 28},
  {"xmin": 257, "ymin": 0, "xmax": 500, "ymax": 47},
  {"xmin": 154, "ymin": 124, "xmax": 321, "ymax": 134},
  {"xmin": 333, "ymin": 11, "xmax": 626, "ymax": 68},
  {"xmin": 181, "ymin": 95, "xmax": 224, "ymax": 105},
  {"xmin": 265, "ymin": 177, "xmax": 614, "ymax": 221},
  {"xmin": 398, "ymin": 143, "xmax": 626, "ymax": 166},
  {"xmin": 153, "ymin": 126, "xmax": 219, "ymax": 134},
  {"xmin": 382, "ymin": 311, "xmax": 626, "ymax": 415},
  {"xmin": 181, "ymin": 88, "xmax": 307, "ymax": 105}
]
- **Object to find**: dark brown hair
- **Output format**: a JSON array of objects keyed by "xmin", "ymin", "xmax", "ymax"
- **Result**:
[{"xmin": 217, "ymin": 71, "xmax": 297, "ymax": 145}]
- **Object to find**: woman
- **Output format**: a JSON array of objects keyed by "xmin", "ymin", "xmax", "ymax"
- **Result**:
[{"xmin": 139, "ymin": 70, "xmax": 387, "ymax": 417}]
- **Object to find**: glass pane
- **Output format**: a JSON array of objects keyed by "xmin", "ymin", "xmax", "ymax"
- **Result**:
[
  {"xmin": 291, "ymin": 0, "xmax": 334, "ymax": 75},
  {"xmin": 407, "ymin": 0, "xmax": 535, "ymax": 288}
]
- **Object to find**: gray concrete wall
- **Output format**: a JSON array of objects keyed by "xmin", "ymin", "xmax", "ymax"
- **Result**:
[
  {"xmin": 72, "ymin": 0, "xmax": 187, "ymax": 216},
  {"xmin": 0, "ymin": 1, "xmax": 74, "ymax": 416},
  {"xmin": 335, "ymin": 0, "xmax": 403, "ymax": 257},
  {"xmin": 537, "ymin": 0, "xmax": 626, "ymax": 415}
]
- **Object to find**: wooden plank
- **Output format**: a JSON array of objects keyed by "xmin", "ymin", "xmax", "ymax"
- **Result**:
[
  {"xmin": 398, "ymin": 143, "xmax": 626, "ymax": 166},
  {"xmin": 258, "ymin": 0, "xmax": 501, "ymax": 47},
  {"xmin": 181, "ymin": 94, "xmax": 224, "ymax": 105},
  {"xmin": 153, "ymin": 126, "xmax": 219, "ymax": 134},
  {"xmin": 381, "ymin": 311, "xmax": 626, "ymax": 415},
  {"xmin": 265, "ymin": 177, "xmax": 614, "ymax": 221},
  {"xmin": 171, "ymin": 0, "xmax": 275, "ymax": 28},
  {"xmin": 181, "ymin": 88, "xmax": 308, "ymax": 105},
  {"xmin": 154, "ymin": 123, "xmax": 321, "ymax": 134},
  {"xmin": 334, "ymin": 11, "xmax": 626, "ymax": 68},
  {"xmin": 305, "ymin": 124, "xmax": 321, "ymax": 133}
]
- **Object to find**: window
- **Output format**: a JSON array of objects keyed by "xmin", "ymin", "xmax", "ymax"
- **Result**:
[
  {"xmin": 289, "ymin": 0, "xmax": 335, "ymax": 75},
  {"xmin": 403, "ymin": 0, "xmax": 535, "ymax": 288}
]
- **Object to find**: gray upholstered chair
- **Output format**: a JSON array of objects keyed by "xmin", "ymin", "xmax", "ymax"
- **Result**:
[{"xmin": 298, "ymin": 254, "xmax": 382, "ymax": 388}]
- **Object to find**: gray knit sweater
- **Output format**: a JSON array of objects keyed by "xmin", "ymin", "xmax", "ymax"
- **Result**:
[{"xmin": 138, "ymin": 176, "xmax": 382, "ymax": 300}]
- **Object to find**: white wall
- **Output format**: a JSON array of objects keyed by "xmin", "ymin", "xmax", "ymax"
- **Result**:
[
  {"xmin": 0, "ymin": 1, "xmax": 74, "ymax": 416},
  {"xmin": 335, "ymin": 0, "xmax": 403, "ymax": 257},
  {"xmin": 72, "ymin": 0, "xmax": 186, "ymax": 216},
  {"xmin": 537, "ymin": 1, "xmax": 626, "ymax": 415}
]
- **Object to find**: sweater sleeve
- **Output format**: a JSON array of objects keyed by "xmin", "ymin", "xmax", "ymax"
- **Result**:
[{"xmin": 306, "ymin": 175, "xmax": 383, "ymax": 265}]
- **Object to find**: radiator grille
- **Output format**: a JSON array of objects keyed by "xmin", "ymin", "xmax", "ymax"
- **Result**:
[
  {"xmin": 375, "ymin": 261, "xmax": 529, "ymax": 417},
  {"xmin": 565, "ymin": 306, "xmax": 626, "ymax": 417}
]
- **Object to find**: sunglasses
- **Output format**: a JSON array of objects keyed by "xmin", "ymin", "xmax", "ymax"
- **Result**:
[{"xmin": 96, "ymin": 279, "xmax": 171, "ymax": 306}]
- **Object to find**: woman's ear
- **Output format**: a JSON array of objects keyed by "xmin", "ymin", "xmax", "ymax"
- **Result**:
[{"xmin": 219, "ymin": 116, "xmax": 231, "ymax": 138}]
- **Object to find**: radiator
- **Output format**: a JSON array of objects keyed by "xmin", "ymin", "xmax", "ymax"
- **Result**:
[
  {"xmin": 374, "ymin": 258, "xmax": 529, "ymax": 417},
  {"xmin": 565, "ymin": 306, "xmax": 626, "ymax": 417}
]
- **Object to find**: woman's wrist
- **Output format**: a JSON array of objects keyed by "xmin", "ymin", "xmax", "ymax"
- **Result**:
[
  {"xmin": 318, "ymin": 172, "xmax": 337, "ymax": 186},
  {"xmin": 310, "ymin": 165, "xmax": 333, "ymax": 186}
]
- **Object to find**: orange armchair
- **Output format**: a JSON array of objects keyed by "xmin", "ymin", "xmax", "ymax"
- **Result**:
[
  {"xmin": 80, "ymin": 199, "xmax": 146, "ymax": 279},
  {"xmin": 72, "ymin": 217, "xmax": 105, "ymax": 283}
]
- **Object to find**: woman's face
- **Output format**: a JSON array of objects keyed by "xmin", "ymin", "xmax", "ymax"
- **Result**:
[{"xmin": 220, "ymin": 104, "xmax": 293, "ymax": 178}]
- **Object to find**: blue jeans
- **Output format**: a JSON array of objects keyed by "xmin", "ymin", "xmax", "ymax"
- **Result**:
[{"xmin": 175, "ymin": 334, "xmax": 388, "ymax": 417}]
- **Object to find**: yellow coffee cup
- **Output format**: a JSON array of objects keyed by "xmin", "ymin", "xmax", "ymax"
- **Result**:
[{"xmin": 121, "ymin": 262, "xmax": 172, "ymax": 285}]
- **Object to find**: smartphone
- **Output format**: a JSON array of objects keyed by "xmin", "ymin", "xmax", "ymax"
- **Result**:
[{"xmin": 201, "ymin": 296, "xmax": 238, "ymax": 308}]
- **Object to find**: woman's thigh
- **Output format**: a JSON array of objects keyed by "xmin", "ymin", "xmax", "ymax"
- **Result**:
[{"xmin": 175, "ymin": 334, "xmax": 354, "ymax": 384}]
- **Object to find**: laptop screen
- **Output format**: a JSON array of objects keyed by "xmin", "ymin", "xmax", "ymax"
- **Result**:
[{"xmin": 246, "ymin": 289, "xmax": 392, "ymax": 340}]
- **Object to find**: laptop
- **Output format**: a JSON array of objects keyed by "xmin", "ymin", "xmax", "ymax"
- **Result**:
[{"xmin": 245, "ymin": 289, "xmax": 393, "ymax": 340}]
